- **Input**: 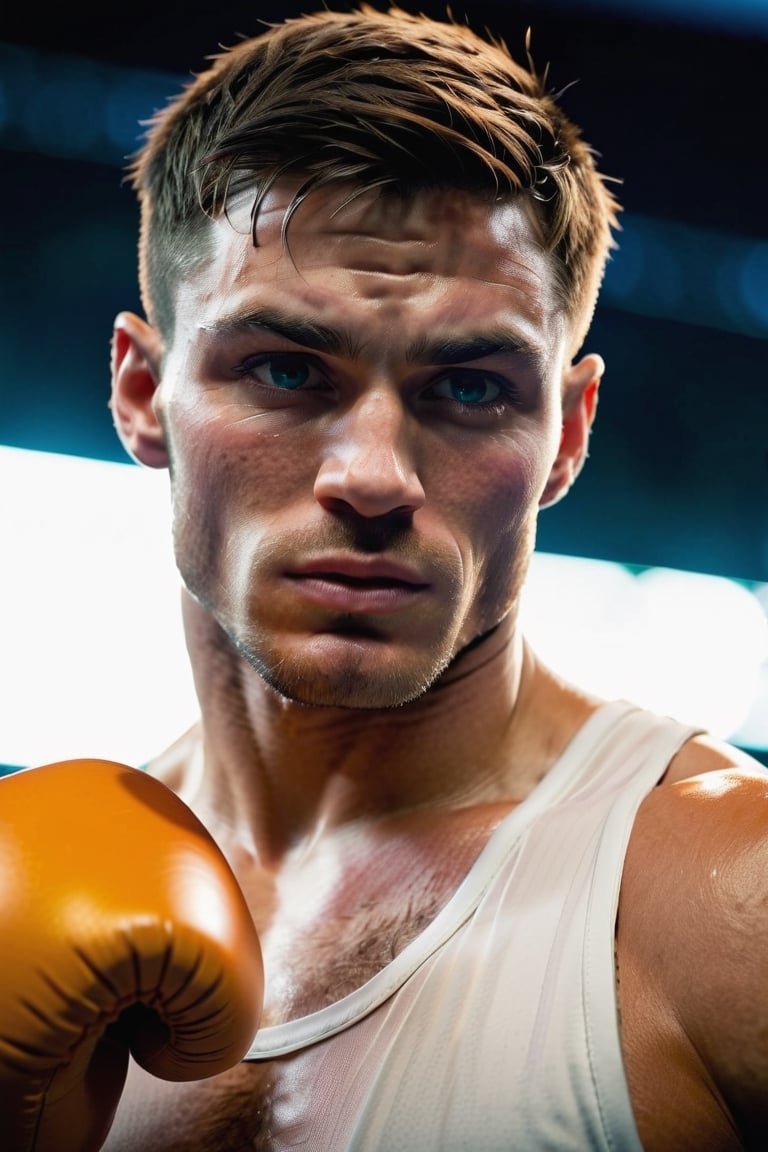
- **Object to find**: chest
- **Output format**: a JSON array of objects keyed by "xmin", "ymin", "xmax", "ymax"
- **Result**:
[
  {"xmin": 104, "ymin": 811, "xmax": 512, "ymax": 1151},
  {"xmin": 104, "ymin": 793, "xmax": 701, "ymax": 1152},
  {"xmin": 102, "ymin": 973, "xmax": 724, "ymax": 1152},
  {"xmin": 103, "ymin": 809, "xmax": 599, "ymax": 1152},
  {"xmin": 102, "ymin": 882, "xmax": 465, "ymax": 1152},
  {"xmin": 106, "ymin": 904, "xmax": 613, "ymax": 1152},
  {"xmin": 237, "ymin": 805, "xmax": 511, "ymax": 1025},
  {"xmin": 104, "ymin": 1055, "xmax": 313, "ymax": 1152}
]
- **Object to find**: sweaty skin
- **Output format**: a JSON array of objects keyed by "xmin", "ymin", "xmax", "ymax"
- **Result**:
[
  {"xmin": 131, "ymin": 185, "xmax": 588, "ymax": 713},
  {"xmin": 107, "ymin": 185, "xmax": 768, "ymax": 1150}
]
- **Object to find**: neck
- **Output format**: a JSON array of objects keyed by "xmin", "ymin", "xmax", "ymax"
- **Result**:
[{"xmin": 152, "ymin": 590, "xmax": 598, "ymax": 862}]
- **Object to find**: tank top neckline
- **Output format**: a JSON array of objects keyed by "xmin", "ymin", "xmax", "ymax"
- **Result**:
[{"xmin": 244, "ymin": 698, "xmax": 639, "ymax": 1059}]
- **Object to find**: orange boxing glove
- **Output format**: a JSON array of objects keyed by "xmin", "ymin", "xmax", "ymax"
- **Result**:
[{"xmin": 0, "ymin": 758, "xmax": 264, "ymax": 1152}]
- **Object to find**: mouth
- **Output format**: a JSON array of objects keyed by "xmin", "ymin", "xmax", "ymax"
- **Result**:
[
  {"xmin": 304, "ymin": 571, "xmax": 423, "ymax": 589},
  {"xmin": 287, "ymin": 557, "xmax": 430, "ymax": 613},
  {"xmin": 292, "ymin": 555, "xmax": 429, "ymax": 586}
]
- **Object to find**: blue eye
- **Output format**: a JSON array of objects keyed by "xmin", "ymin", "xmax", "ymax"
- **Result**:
[
  {"xmin": 261, "ymin": 356, "xmax": 310, "ymax": 390},
  {"xmin": 237, "ymin": 353, "xmax": 321, "ymax": 391},
  {"xmin": 431, "ymin": 371, "xmax": 502, "ymax": 405}
]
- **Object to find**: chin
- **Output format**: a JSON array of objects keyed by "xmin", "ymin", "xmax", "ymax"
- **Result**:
[{"xmin": 238, "ymin": 634, "xmax": 451, "ymax": 711}]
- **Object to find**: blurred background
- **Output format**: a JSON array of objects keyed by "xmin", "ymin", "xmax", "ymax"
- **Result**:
[{"xmin": 1, "ymin": 0, "xmax": 767, "ymax": 769}]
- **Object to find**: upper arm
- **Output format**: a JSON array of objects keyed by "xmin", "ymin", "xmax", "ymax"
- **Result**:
[{"xmin": 626, "ymin": 766, "xmax": 768, "ymax": 1140}]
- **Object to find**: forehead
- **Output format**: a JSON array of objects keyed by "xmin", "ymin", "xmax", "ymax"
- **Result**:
[{"xmin": 173, "ymin": 183, "xmax": 566, "ymax": 356}]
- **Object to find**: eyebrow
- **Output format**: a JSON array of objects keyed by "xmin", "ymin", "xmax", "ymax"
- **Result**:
[
  {"xmin": 209, "ymin": 308, "xmax": 362, "ymax": 358},
  {"xmin": 405, "ymin": 333, "xmax": 535, "ymax": 367},
  {"xmin": 209, "ymin": 307, "xmax": 540, "ymax": 368}
]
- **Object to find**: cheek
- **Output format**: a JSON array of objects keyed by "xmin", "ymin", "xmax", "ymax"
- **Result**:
[
  {"xmin": 163, "ymin": 411, "xmax": 246, "ymax": 579},
  {"xmin": 450, "ymin": 432, "xmax": 551, "ymax": 611},
  {"xmin": 451, "ymin": 430, "xmax": 549, "ymax": 541},
  {"xmin": 164, "ymin": 397, "xmax": 328, "ymax": 595},
  {"xmin": 168, "ymin": 445, "xmax": 236, "ymax": 593},
  {"xmin": 165, "ymin": 393, "xmax": 308, "ymax": 518}
]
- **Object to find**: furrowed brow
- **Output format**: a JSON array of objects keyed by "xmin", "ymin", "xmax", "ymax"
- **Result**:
[
  {"xmin": 209, "ymin": 308, "xmax": 361, "ymax": 358},
  {"xmin": 406, "ymin": 332, "xmax": 541, "ymax": 369}
]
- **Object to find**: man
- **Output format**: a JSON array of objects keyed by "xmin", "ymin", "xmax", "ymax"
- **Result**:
[{"xmin": 2, "ymin": 5, "xmax": 767, "ymax": 1150}]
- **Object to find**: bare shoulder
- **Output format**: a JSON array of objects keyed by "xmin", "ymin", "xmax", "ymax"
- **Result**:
[
  {"xmin": 641, "ymin": 732, "xmax": 768, "ymax": 882},
  {"xmin": 628, "ymin": 729, "xmax": 768, "ymax": 964},
  {"xmin": 629, "ymin": 734, "xmax": 768, "ymax": 958},
  {"xmin": 621, "ymin": 732, "xmax": 768, "ymax": 1143},
  {"xmin": 662, "ymin": 728, "xmax": 767, "ymax": 785}
]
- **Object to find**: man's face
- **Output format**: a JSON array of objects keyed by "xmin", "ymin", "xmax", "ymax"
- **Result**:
[{"xmin": 149, "ymin": 184, "xmax": 582, "ymax": 708}]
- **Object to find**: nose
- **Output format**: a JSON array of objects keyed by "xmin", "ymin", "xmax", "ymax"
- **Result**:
[{"xmin": 314, "ymin": 390, "xmax": 426, "ymax": 519}]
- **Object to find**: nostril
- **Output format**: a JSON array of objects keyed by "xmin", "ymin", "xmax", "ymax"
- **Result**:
[
  {"xmin": 314, "ymin": 453, "xmax": 425, "ymax": 519},
  {"xmin": 319, "ymin": 495, "xmax": 415, "ymax": 523},
  {"xmin": 316, "ymin": 502, "xmax": 418, "ymax": 548}
]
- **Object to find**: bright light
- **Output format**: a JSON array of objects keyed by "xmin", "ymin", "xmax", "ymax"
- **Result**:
[
  {"xmin": 0, "ymin": 446, "xmax": 196, "ymax": 768},
  {"xmin": 1, "ymin": 445, "xmax": 767, "ymax": 769},
  {"xmin": 520, "ymin": 554, "xmax": 768, "ymax": 742}
]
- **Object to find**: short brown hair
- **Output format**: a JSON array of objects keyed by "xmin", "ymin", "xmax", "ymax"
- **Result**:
[{"xmin": 129, "ymin": 3, "xmax": 621, "ymax": 354}]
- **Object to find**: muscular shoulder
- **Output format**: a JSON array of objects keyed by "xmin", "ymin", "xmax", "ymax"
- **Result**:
[
  {"xmin": 627, "ymin": 731, "xmax": 768, "ymax": 973},
  {"xmin": 661, "ymin": 728, "xmax": 766, "ymax": 785},
  {"xmin": 622, "ymin": 736, "xmax": 768, "ymax": 1138}
]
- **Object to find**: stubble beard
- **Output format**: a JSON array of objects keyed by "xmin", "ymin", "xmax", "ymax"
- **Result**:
[{"xmin": 231, "ymin": 623, "xmax": 458, "ymax": 711}]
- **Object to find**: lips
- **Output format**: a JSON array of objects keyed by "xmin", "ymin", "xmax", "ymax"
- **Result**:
[
  {"xmin": 294, "ymin": 556, "xmax": 428, "ymax": 585},
  {"xmin": 286, "ymin": 555, "xmax": 429, "ymax": 613}
]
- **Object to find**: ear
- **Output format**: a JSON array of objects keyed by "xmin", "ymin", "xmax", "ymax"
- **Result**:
[
  {"xmin": 110, "ymin": 311, "xmax": 169, "ymax": 468},
  {"xmin": 539, "ymin": 352, "xmax": 604, "ymax": 509}
]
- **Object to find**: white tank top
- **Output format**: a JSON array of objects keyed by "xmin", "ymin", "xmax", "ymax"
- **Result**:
[{"xmin": 244, "ymin": 700, "xmax": 700, "ymax": 1150}]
